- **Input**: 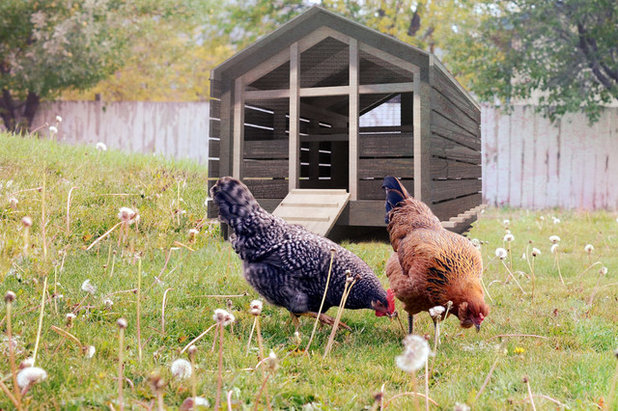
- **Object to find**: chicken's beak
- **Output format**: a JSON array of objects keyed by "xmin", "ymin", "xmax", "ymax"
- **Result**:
[{"xmin": 475, "ymin": 323, "xmax": 481, "ymax": 332}]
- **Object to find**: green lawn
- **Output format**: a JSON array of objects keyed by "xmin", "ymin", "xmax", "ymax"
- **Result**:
[{"xmin": 1, "ymin": 133, "xmax": 616, "ymax": 410}]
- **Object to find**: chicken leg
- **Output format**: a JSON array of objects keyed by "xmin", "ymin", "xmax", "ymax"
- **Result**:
[{"xmin": 408, "ymin": 314, "xmax": 414, "ymax": 334}]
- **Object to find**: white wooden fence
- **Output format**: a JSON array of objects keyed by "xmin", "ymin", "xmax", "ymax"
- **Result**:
[
  {"xmin": 482, "ymin": 105, "xmax": 617, "ymax": 210},
  {"xmin": 33, "ymin": 101, "xmax": 210, "ymax": 164},
  {"xmin": 28, "ymin": 100, "xmax": 617, "ymax": 210}
]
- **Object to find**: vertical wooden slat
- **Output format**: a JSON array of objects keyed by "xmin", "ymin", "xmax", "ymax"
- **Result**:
[
  {"xmin": 233, "ymin": 78, "xmax": 245, "ymax": 179},
  {"xmin": 415, "ymin": 64, "xmax": 430, "ymax": 202},
  {"xmin": 349, "ymin": 38, "xmax": 359, "ymax": 200},
  {"xmin": 289, "ymin": 42, "xmax": 300, "ymax": 191},
  {"xmin": 508, "ymin": 106, "xmax": 523, "ymax": 207}
]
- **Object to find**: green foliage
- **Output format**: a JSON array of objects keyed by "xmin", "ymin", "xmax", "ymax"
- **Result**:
[
  {"xmin": 1, "ymin": 134, "xmax": 616, "ymax": 409},
  {"xmin": 447, "ymin": 0, "xmax": 618, "ymax": 123},
  {"xmin": 0, "ymin": 0, "xmax": 204, "ymax": 130}
]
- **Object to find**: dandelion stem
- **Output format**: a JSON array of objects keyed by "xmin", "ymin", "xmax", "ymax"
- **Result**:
[
  {"xmin": 5, "ymin": 300, "xmax": 22, "ymax": 408},
  {"xmin": 180, "ymin": 323, "xmax": 217, "ymax": 354},
  {"xmin": 50, "ymin": 325, "xmax": 83, "ymax": 348},
  {"xmin": 607, "ymin": 358, "xmax": 618, "ymax": 411},
  {"xmin": 524, "ymin": 377, "xmax": 536, "ymax": 411},
  {"xmin": 32, "ymin": 276, "xmax": 48, "ymax": 366},
  {"xmin": 253, "ymin": 372, "xmax": 271, "ymax": 411},
  {"xmin": 86, "ymin": 222, "xmax": 122, "ymax": 251},
  {"xmin": 424, "ymin": 360, "xmax": 429, "ymax": 411},
  {"xmin": 41, "ymin": 174, "xmax": 48, "ymax": 261},
  {"xmin": 256, "ymin": 317, "xmax": 265, "ymax": 360},
  {"xmin": 53, "ymin": 266, "xmax": 58, "ymax": 315},
  {"xmin": 555, "ymin": 252, "xmax": 565, "ymax": 286},
  {"xmin": 501, "ymin": 261, "xmax": 526, "ymax": 294},
  {"xmin": 66, "ymin": 186, "xmax": 78, "ymax": 235},
  {"xmin": 475, "ymin": 356, "xmax": 499, "ymax": 402},
  {"xmin": 136, "ymin": 258, "xmax": 143, "ymax": 363},
  {"xmin": 0, "ymin": 379, "xmax": 20, "ymax": 410},
  {"xmin": 215, "ymin": 324, "xmax": 224, "ymax": 411},
  {"xmin": 575, "ymin": 261, "xmax": 601, "ymax": 279},
  {"xmin": 382, "ymin": 392, "xmax": 439, "ymax": 408},
  {"xmin": 246, "ymin": 317, "xmax": 257, "ymax": 356},
  {"xmin": 161, "ymin": 288, "xmax": 173, "ymax": 334},
  {"xmin": 109, "ymin": 252, "xmax": 117, "ymax": 278},
  {"xmin": 480, "ymin": 277, "xmax": 494, "ymax": 304},
  {"xmin": 409, "ymin": 373, "xmax": 420, "ymax": 411},
  {"xmin": 305, "ymin": 249, "xmax": 336, "ymax": 354},
  {"xmin": 324, "ymin": 278, "xmax": 356, "ymax": 358},
  {"xmin": 117, "ymin": 328, "xmax": 125, "ymax": 411}
]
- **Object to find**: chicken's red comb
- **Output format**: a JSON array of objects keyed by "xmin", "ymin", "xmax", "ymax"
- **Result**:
[{"xmin": 386, "ymin": 288, "xmax": 396, "ymax": 314}]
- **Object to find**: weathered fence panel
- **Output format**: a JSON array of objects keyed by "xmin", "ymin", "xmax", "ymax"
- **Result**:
[
  {"xmin": 482, "ymin": 105, "xmax": 617, "ymax": 210},
  {"xmin": 33, "ymin": 101, "xmax": 210, "ymax": 164}
]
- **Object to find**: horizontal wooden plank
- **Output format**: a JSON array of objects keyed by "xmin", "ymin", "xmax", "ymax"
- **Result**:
[
  {"xmin": 244, "ymin": 159, "xmax": 288, "ymax": 178},
  {"xmin": 432, "ymin": 179, "xmax": 482, "ymax": 203},
  {"xmin": 243, "ymin": 179, "xmax": 288, "ymax": 199},
  {"xmin": 359, "ymin": 134, "xmax": 413, "ymax": 157},
  {"xmin": 431, "ymin": 67, "xmax": 480, "ymax": 123},
  {"xmin": 209, "ymin": 139, "xmax": 220, "ymax": 158},
  {"xmin": 244, "ymin": 140, "xmax": 288, "ymax": 159},
  {"xmin": 431, "ymin": 135, "xmax": 481, "ymax": 164},
  {"xmin": 431, "ymin": 158, "xmax": 482, "ymax": 179},
  {"xmin": 431, "ymin": 114, "xmax": 480, "ymax": 151},
  {"xmin": 245, "ymin": 107, "xmax": 274, "ymax": 127},
  {"xmin": 244, "ymin": 125, "xmax": 275, "ymax": 141},
  {"xmin": 336, "ymin": 200, "xmax": 385, "ymax": 227},
  {"xmin": 431, "ymin": 193, "xmax": 482, "ymax": 221},
  {"xmin": 359, "ymin": 158, "xmax": 414, "ymax": 178},
  {"xmin": 358, "ymin": 179, "xmax": 414, "ymax": 200},
  {"xmin": 431, "ymin": 89, "xmax": 479, "ymax": 138}
]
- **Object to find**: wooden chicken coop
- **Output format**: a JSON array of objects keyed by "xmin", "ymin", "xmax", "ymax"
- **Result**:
[{"xmin": 207, "ymin": 7, "xmax": 483, "ymax": 237}]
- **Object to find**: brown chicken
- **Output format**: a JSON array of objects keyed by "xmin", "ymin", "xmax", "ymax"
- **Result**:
[{"xmin": 382, "ymin": 176, "xmax": 489, "ymax": 333}]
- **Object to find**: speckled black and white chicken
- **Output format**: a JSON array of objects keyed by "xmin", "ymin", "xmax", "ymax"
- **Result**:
[{"xmin": 210, "ymin": 177, "xmax": 394, "ymax": 326}]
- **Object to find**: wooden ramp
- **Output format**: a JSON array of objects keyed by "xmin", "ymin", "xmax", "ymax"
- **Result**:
[
  {"xmin": 273, "ymin": 189, "xmax": 351, "ymax": 237},
  {"xmin": 441, "ymin": 204, "xmax": 486, "ymax": 234}
]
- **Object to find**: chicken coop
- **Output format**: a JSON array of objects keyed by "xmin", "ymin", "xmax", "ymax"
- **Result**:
[{"xmin": 207, "ymin": 6, "xmax": 483, "ymax": 237}]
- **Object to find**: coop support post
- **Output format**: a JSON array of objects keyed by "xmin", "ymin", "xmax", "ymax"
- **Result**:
[
  {"xmin": 349, "ymin": 38, "xmax": 359, "ymax": 201},
  {"xmin": 289, "ymin": 42, "xmax": 300, "ymax": 191},
  {"xmin": 413, "ymin": 65, "xmax": 431, "ymax": 202},
  {"xmin": 233, "ymin": 77, "xmax": 245, "ymax": 179}
]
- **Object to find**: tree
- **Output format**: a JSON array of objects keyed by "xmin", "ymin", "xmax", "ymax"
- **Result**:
[
  {"xmin": 446, "ymin": 0, "xmax": 618, "ymax": 123},
  {"xmin": 0, "ymin": 0, "xmax": 201, "ymax": 132}
]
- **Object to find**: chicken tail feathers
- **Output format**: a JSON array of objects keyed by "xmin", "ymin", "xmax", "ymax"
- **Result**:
[{"xmin": 382, "ymin": 176, "xmax": 410, "ymax": 223}]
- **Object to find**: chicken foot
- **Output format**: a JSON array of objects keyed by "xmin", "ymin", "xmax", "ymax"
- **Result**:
[{"xmin": 293, "ymin": 312, "xmax": 352, "ymax": 331}]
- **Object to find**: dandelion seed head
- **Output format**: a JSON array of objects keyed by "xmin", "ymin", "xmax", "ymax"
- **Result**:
[
  {"xmin": 600, "ymin": 266, "xmax": 608, "ymax": 275},
  {"xmin": 103, "ymin": 298, "xmax": 113, "ymax": 309},
  {"xmin": 17, "ymin": 366, "xmax": 47, "ymax": 389},
  {"xmin": 117, "ymin": 318, "xmax": 128, "ymax": 329},
  {"xmin": 56, "ymin": 115, "xmax": 63, "ymax": 122},
  {"xmin": 117, "ymin": 207, "xmax": 138, "ymax": 224},
  {"xmin": 49, "ymin": 126, "xmax": 58, "ymax": 134},
  {"xmin": 429, "ymin": 306, "xmax": 445, "ymax": 320},
  {"xmin": 549, "ymin": 235, "xmax": 560, "ymax": 244},
  {"xmin": 149, "ymin": 372, "xmax": 165, "ymax": 391},
  {"xmin": 503, "ymin": 233, "xmax": 515, "ymax": 242},
  {"xmin": 4, "ymin": 290, "xmax": 16, "ymax": 303},
  {"xmin": 170, "ymin": 358, "xmax": 192, "ymax": 380},
  {"xmin": 213, "ymin": 308, "xmax": 235, "ymax": 326},
  {"xmin": 503, "ymin": 219, "xmax": 510, "ymax": 226},
  {"xmin": 495, "ymin": 248, "xmax": 508, "ymax": 260},
  {"xmin": 187, "ymin": 344, "xmax": 198, "ymax": 357},
  {"xmin": 552, "ymin": 217, "xmax": 560, "ymax": 224},
  {"xmin": 539, "ymin": 216, "xmax": 545, "ymax": 221},
  {"xmin": 531, "ymin": 248, "xmax": 541, "ymax": 257},
  {"xmin": 265, "ymin": 350, "xmax": 279, "ymax": 372},
  {"xmin": 470, "ymin": 238, "xmax": 481, "ymax": 249},
  {"xmin": 188, "ymin": 228, "xmax": 199, "ymax": 236},
  {"xmin": 8, "ymin": 197, "xmax": 18, "ymax": 208},
  {"xmin": 584, "ymin": 244, "xmax": 594, "ymax": 253},
  {"xmin": 81, "ymin": 279, "xmax": 96, "ymax": 295},
  {"xmin": 249, "ymin": 299, "xmax": 263, "ymax": 316},
  {"xmin": 396, "ymin": 335, "xmax": 430, "ymax": 373},
  {"xmin": 95, "ymin": 142, "xmax": 107, "ymax": 151},
  {"xmin": 550, "ymin": 244, "xmax": 559, "ymax": 254},
  {"xmin": 86, "ymin": 345, "xmax": 96, "ymax": 358},
  {"xmin": 454, "ymin": 403, "xmax": 471, "ymax": 411},
  {"xmin": 21, "ymin": 216, "xmax": 33, "ymax": 227}
]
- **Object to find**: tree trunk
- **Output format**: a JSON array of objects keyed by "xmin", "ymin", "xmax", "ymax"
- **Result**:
[{"xmin": 0, "ymin": 89, "xmax": 40, "ymax": 133}]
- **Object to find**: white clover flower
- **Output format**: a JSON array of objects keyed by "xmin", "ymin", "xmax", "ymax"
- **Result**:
[
  {"xmin": 86, "ymin": 345, "xmax": 96, "ymax": 358},
  {"xmin": 503, "ymin": 233, "xmax": 514, "ymax": 242},
  {"xmin": 21, "ymin": 216, "xmax": 33, "ymax": 227},
  {"xmin": 550, "ymin": 244, "xmax": 559, "ymax": 254},
  {"xmin": 250, "ymin": 300, "xmax": 263, "ymax": 316},
  {"xmin": 552, "ymin": 216, "xmax": 561, "ymax": 224},
  {"xmin": 549, "ymin": 235, "xmax": 560, "ymax": 244},
  {"xmin": 503, "ymin": 219, "xmax": 510, "ymax": 227},
  {"xmin": 95, "ymin": 142, "xmax": 107, "ymax": 151},
  {"xmin": 396, "ymin": 335, "xmax": 430, "ymax": 373},
  {"xmin": 17, "ymin": 366, "xmax": 47, "ymax": 390},
  {"xmin": 428, "ymin": 306, "xmax": 445, "ymax": 320},
  {"xmin": 81, "ymin": 279, "xmax": 96, "ymax": 295},
  {"xmin": 118, "ymin": 207, "xmax": 138, "ymax": 224},
  {"xmin": 584, "ymin": 244, "xmax": 594, "ymax": 253},
  {"xmin": 56, "ymin": 115, "xmax": 63, "ymax": 123},
  {"xmin": 495, "ymin": 248, "xmax": 508, "ymax": 260},
  {"xmin": 8, "ymin": 197, "xmax": 18, "ymax": 208},
  {"xmin": 49, "ymin": 126, "xmax": 58, "ymax": 134},
  {"xmin": 170, "ymin": 358, "xmax": 192, "ymax": 380},
  {"xmin": 531, "ymin": 248, "xmax": 541, "ymax": 257}
]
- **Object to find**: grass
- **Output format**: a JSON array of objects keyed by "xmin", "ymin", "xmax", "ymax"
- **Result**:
[{"xmin": 0, "ymin": 132, "xmax": 617, "ymax": 410}]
